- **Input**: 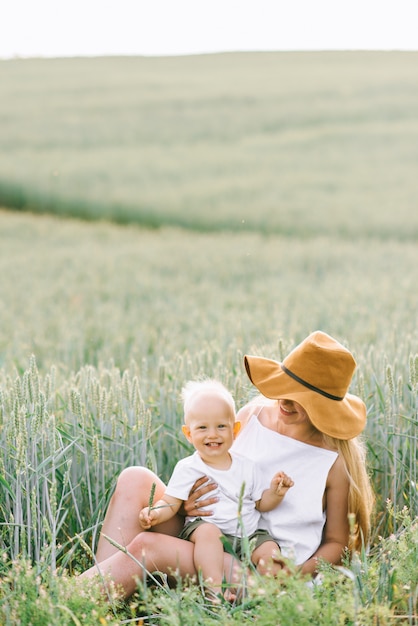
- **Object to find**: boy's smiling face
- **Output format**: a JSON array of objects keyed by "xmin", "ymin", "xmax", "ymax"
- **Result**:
[{"xmin": 181, "ymin": 393, "xmax": 240, "ymax": 466}]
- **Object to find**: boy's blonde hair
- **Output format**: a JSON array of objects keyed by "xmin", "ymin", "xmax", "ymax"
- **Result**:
[{"xmin": 181, "ymin": 379, "xmax": 236, "ymax": 423}]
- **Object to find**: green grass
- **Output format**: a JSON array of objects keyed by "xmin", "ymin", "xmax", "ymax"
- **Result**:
[
  {"xmin": 0, "ymin": 210, "xmax": 417, "ymax": 623},
  {"xmin": 0, "ymin": 51, "xmax": 417, "ymax": 622},
  {"xmin": 1, "ymin": 52, "xmax": 418, "ymax": 238},
  {"xmin": 1, "ymin": 210, "xmax": 417, "ymax": 376},
  {"xmin": 0, "ymin": 208, "xmax": 416, "ymax": 512}
]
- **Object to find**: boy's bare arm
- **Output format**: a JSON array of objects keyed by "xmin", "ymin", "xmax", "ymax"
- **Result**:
[
  {"xmin": 139, "ymin": 494, "xmax": 182, "ymax": 529},
  {"xmin": 256, "ymin": 471, "xmax": 294, "ymax": 512}
]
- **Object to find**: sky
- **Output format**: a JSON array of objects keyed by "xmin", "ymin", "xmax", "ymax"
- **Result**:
[{"xmin": 1, "ymin": 0, "xmax": 417, "ymax": 59}]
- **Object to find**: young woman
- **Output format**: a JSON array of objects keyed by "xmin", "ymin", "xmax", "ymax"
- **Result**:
[{"xmin": 80, "ymin": 331, "xmax": 374, "ymax": 596}]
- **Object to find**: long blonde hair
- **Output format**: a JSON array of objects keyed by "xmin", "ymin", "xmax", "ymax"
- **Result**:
[{"xmin": 323, "ymin": 434, "xmax": 375, "ymax": 551}]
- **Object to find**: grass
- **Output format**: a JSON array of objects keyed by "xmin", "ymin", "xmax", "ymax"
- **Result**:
[
  {"xmin": 0, "ymin": 50, "xmax": 417, "ymax": 623},
  {"xmin": 1, "ymin": 514, "xmax": 416, "ymax": 624},
  {"xmin": 1, "ymin": 210, "xmax": 417, "ymax": 377},
  {"xmin": 1, "ymin": 52, "xmax": 418, "ymax": 238},
  {"xmin": 0, "ymin": 210, "xmax": 417, "ymax": 623}
]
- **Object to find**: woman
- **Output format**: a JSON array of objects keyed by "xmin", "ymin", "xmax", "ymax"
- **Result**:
[{"xmin": 80, "ymin": 331, "xmax": 374, "ymax": 595}]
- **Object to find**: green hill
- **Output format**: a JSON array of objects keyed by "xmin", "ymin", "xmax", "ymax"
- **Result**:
[{"xmin": 1, "ymin": 51, "xmax": 418, "ymax": 238}]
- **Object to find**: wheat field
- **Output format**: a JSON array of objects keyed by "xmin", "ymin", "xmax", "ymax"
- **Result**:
[{"xmin": 0, "ymin": 51, "xmax": 417, "ymax": 623}]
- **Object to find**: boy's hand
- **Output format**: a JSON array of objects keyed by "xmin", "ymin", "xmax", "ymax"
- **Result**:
[
  {"xmin": 271, "ymin": 471, "xmax": 294, "ymax": 496},
  {"xmin": 139, "ymin": 506, "xmax": 157, "ymax": 529}
]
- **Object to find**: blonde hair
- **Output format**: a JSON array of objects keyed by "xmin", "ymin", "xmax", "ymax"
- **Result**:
[
  {"xmin": 323, "ymin": 434, "xmax": 375, "ymax": 551},
  {"xmin": 181, "ymin": 379, "xmax": 236, "ymax": 423}
]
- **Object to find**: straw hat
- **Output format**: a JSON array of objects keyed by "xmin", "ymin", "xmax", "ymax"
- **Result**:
[{"xmin": 244, "ymin": 331, "xmax": 366, "ymax": 439}]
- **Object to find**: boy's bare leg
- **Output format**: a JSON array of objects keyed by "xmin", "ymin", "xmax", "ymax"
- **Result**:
[
  {"xmin": 190, "ymin": 522, "xmax": 226, "ymax": 600},
  {"xmin": 251, "ymin": 540, "xmax": 286, "ymax": 577}
]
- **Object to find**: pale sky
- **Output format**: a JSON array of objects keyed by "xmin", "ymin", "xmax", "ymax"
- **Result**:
[{"xmin": 1, "ymin": 0, "xmax": 417, "ymax": 59}]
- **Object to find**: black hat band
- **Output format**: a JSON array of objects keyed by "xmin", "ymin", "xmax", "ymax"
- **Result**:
[{"xmin": 281, "ymin": 364, "xmax": 344, "ymax": 402}]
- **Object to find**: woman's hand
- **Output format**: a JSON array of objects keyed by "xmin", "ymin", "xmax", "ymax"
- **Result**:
[{"xmin": 181, "ymin": 476, "xmax": 219, "ymax": 517}]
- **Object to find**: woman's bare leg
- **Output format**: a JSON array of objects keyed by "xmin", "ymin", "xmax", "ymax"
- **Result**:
[
  {"xmin": 81, "ymin": 531, "xmax": 198, "ymax": 597},
  {"xmin": 80, "ymin": 466, "xmax": 240, "ymax": 598},
  {"xmin": 95, "ymin": 466, "xmax": 182, "ymax": 562},
  {"xmin": 81, "ymin": 528, "xmax": 240, "ymax": 599}
]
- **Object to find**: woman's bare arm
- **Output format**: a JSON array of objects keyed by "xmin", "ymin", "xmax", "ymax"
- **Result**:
[{"xmin": 300, "ymin": 455, "xmax": 350, "ymax": 576}]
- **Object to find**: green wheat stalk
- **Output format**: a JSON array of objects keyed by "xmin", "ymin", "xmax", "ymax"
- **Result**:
[
  {"xmin": 148, "ymin": 482, "xmax": 156, "ymax": 509},
  {"xmin": 147, "ymin": 482, "xmax": 175, "ymax": 511}
]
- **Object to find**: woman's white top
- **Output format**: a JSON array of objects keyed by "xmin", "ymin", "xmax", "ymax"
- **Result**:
[
  {"xmin": 231, "ymin": 411, "xmax": 338, "ymax": 564},
  {"xmin": 165, "ymin": 450, "xmax": 266, "ymax": 536}
]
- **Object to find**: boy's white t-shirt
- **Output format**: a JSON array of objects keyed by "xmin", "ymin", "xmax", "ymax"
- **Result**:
[
  {"xmin": 165, "ymin": 450, "xmax": 266, "ymax": 536},
  {"xmin": 231, "ymin": 411, "xmax": 338, "ymax": 565}
]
